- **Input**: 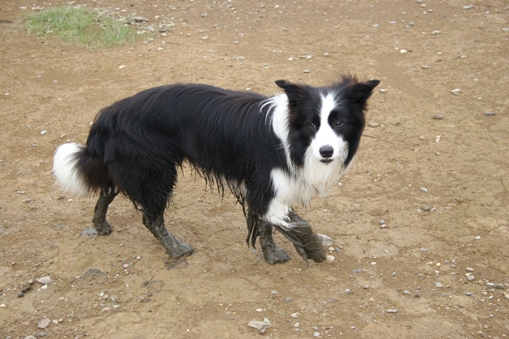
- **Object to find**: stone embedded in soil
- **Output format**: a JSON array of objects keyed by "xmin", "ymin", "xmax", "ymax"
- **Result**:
[
  {"xmin": 386, "ymin": 309, "xmax": 399, "ymax": 313},
  {"xmin": 248, "ymin": 318, "xmax": 273, "ymax": 334},
  {"xmin": 133, "ymin": 16, "xmax": 149, "ymax": 22},
  {"xmin": 367, "ymin": 121, "xmax": 381, "ymax": 127},
  {"xmin": 36, "ymin": 276, "xmax": 51, "ymax": 285},
  {"xmin": 433, "ymin": 114, "xmax": 445, "ymax": 120},
  {"xmin": 37, "ymin": 318, "xmax": 51, "ymax": 329}
]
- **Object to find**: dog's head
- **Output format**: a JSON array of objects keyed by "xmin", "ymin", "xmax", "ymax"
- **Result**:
[{"xmin": 276, "ymin": 76, "xmax": 379, "ymax": 168}]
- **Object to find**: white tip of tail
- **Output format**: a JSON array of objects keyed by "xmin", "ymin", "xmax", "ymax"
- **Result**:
[{"xmin": 52, "ymin": 143, "xmax": 89, "ymax": 195}]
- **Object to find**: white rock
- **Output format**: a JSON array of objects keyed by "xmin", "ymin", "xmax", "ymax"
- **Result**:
[
  {"xmin": 326, "ymin": 255, "xmax": 335, "ymax": 263},
  {"xmin": 317, "ymin": 234, "xmax": 334, "ymax": 246},
  {"xmin": 36, "ymin": 276, "xmax": 52, "ymax": 285},
  {"xmin": 248, "ymin": 319, "xmax": 273, "ymax": 333},
  {"xmin": 37, "ymin": 318, "xmax": 51, "ymax": 329}
]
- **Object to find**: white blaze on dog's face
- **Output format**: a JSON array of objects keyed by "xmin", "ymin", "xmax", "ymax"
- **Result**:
[{"xmin": 310, "ymin": 93, "xmax": 348, "ymax": 164}]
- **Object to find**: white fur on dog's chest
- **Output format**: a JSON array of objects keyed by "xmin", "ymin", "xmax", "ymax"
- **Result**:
[{"xmin": 265, "ymin": 156, "xmax": 346, "ymax": 228}]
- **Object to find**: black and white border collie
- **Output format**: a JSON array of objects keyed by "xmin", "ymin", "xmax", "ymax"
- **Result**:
[{"xmin": 52, "ymin": 75, "xmax": 379, "ymax": 264}]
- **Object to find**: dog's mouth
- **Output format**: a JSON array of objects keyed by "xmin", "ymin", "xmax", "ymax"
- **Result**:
[{"xmin": 320, "ymin": 159, "xmax": 333, "ymax": 164}]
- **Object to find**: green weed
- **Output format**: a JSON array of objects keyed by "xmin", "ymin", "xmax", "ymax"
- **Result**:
[{"xmin": 25, "ymin": 6, "xmax": 136, "ymax": 47}]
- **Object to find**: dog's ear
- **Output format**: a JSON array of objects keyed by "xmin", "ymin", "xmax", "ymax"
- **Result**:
[
  {"xmin": 275, "ymin": 80, "xmax": 305, "ymax": 110},
  {"xmin": 346, "ymin": 79, "xmax": 380, "ymax": 108}
]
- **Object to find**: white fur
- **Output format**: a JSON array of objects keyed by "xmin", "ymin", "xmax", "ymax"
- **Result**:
[
  {"xmin": 263, "ymin": 92, "xmax": 349, "ymax": 228},
  {"xmin": 262, "ymin": 94, "xmax": 294, "ymax": 170},
  {"xmin": 311, "ymin": 93, "xmax": 348, "ymax": 162},
  {"xmin": 52, "ymin": 143, "xmax": 89, "ymax": 195}
]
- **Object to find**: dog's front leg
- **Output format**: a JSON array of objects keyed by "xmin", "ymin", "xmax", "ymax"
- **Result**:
[
  {"xmin": 274, "ymin": 210, "xmax": 326, "ymax": 263},
  {"xmin": 246, "ymin": 210, "xmax": 290, "ymax": 264}
]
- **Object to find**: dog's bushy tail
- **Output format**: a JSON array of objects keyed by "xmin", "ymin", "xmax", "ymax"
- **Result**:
[{"xmin": 52, "ymin": 141, "xmax": 110, "ymax": 195}]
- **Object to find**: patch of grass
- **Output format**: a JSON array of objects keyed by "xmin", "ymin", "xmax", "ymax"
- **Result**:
[{"xmin": 25, "ymin": 6, "xmax": 136, "ymax": 47}]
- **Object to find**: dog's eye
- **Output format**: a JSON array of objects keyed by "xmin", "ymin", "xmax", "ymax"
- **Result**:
[
  {"xmin": 334, "ymin": 120, "xmax": 344, "ymax": 127},
  {"xmin": 308, "ymin": 122, "xmax": 317, "ymax": 129}
]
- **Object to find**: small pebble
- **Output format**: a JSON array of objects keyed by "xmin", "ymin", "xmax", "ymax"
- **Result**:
[
  {"xmin": 248, "ymin": 319, "xmax": 273, "ymax": 334},
  {"xmin": 451, "ymin": 88, "xmax": 461, "ymax": 95},
  {"xmin": 400, "ymin": 49, "xmax": 408, "ymax": 54},
  {"xmin": 317, "ymin": 234, "xmax": 334, "ymax": 247},
  {"xmin": 367, "ymin": 121, "xmax": 380, "ymax": 127},
  {"xmin": 379, "ymin": 88, "xmax": 387, "ymax": 93},
  {"xmin": 403, "ymin": 290, "xmax": 411, "ymax": 295},
  {"xmin": 435, "ymin": 282, "xmax": 443, "ymax": 288},
  {"xmin": 133, "ymin": 16, "xmax": 149, "ymax": 22},
  {"xmin": 484, "ymin": 111, "xmax": 496, "ymax": 116},
  {"xmin": 386, "ymin": 309, "xmax": 398, "ymax": 313},
  {"xmin": 36, "ymin": 276, "xmax": 51, "ymax": 285},
  {"xmin": 37, "ymin": 318, "xmax": 51, "ymax": 329},
  {"xmin": 433, "ymin": 114, "xmax": 444, "ymax": 120},
  {"xmin": 326, "ymin": 255, "xmax": 335, "ymax": 263},
  {"xmin": 345, "ymin": 289, "xmax": 354, "ymax": 295},
  {"xmin": 465, "ymin": 267, "xmax": 474, "ymax": 272},
  {"xmin": 40, "ymin": 130, "xmax": 47, "ymax": 135}
]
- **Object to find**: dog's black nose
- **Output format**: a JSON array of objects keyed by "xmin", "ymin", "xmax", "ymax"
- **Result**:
[{"xmin": 319, "ymin": 145, "xmax": 334, "ymax": 158}]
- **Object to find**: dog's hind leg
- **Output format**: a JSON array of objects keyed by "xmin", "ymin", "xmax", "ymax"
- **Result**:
[
  {"xmin": 143, "ymin": 213, "xmax": 194, "ymax": 258},
  {"xmin": 246, "ymin": 210, "xmax": 290, "ymax": 264},
  {"xmin": 92, "ymin": 182, "xmax": 118, "ymax": 235}
]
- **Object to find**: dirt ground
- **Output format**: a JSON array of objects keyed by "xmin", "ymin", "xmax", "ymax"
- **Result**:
[{"xmin": 1, "ymin": 0, "xmax": 509, "ymax": 338}]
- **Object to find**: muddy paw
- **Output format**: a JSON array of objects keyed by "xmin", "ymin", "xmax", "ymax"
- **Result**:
[
  {"xmin": 262, "ymin": 246, "xmax": 290, "ymax": 264},
  {"xmin": 302, "ymin": 233, "xmax": 326, "ymax": 263},
  {"xmin": 94, "ymin": 220, "xmax": 112, "ymax": 235},
  {"xmin": 166, "ymin": 241, "xmax": 194, "ymax": 258}
]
